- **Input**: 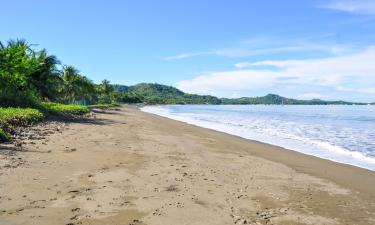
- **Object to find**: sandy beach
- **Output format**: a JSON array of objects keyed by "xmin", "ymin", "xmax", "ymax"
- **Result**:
[{"xmin": 0, "ymin": 106, "xmax": 374, "ymax": 225}]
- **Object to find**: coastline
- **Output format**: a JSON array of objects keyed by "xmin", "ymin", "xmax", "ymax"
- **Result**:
[
  {"xmin": 141, "ymin": 105, "xmax": 375, "ymax": 172},
  {"xmin": 141, "ymin": 106, "xmax": 375, "ymax": 195},
  {"xmin": 1, "ymin": 106, "xmax": 374, "ymax": 225}
]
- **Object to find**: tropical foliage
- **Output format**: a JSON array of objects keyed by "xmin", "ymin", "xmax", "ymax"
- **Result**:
[
  {"xmin": 0, "ymin": 107, "xmax": 45, "ymax": 141},
  {"xmin": 113, "ymin": 84, "xmax": 365, "ymax": 105},
  {"xmin": 0, "ymin": 39, "xmax": 112, "ymax": 142},
  {"xmin": 0, "ymin": 103, "xmax": 90, "ymax": 142},
  {"xmin": 0, "ymin": 107, "xmax": 44, "ymax": 125},
  {"xmin": 39, "ymin": 102, "xmax": 90, "ymax": 116},
  {"xmin": 0, "ymin": 39, "xmax": 116, "ymax": 107},
  {"xmin": 113, "ymin": 83, "xmax": 221, "ymax": 104},
  {"xmin": 0, "ymin": 38, "xmax": 367, "ymax": 111}
]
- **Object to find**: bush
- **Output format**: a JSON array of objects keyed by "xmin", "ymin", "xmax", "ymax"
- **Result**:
[
  {"xmin": 39, "ymin": 102, "xmax": 89, "ymax": 116},
  {"xmin": 0, "ymin": 128, "xmax": 9, "ymax": 141},
  {"xmin": 0, "ymin": 107, "xmax": 44, "ymax": 125},
  {"xmin": 89, "ymin": 103, "xmax": 119, "ymax": 108},
  {"xmin": 0, "ymin": 107, "xmax": 44, "ymax": 142},
  {"xmin": 0, "ymin": 103, "xmax": 89, "ymax": 143}
]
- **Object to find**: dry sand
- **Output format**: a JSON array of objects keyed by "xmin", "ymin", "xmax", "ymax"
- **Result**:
[{"xmin": 0, "ymin": 106, "xmax": 374, "ymax": 225}]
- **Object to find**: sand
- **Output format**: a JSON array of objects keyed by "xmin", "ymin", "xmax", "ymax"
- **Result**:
[{"xmin": 0, "ymin": 106, "xmax": 374, "ymax": 225}]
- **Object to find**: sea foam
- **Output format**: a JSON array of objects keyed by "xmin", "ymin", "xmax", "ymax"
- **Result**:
[{"xmin": 141, "ymin": 105, "xmax": 375, "ymax": 171}]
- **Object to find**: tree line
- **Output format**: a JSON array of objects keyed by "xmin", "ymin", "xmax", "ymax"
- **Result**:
[
  {"xmin": 0, "ymin": 39, "xmax": 115, "ymax": 107},
  {"xmin": 1, "ymin": 39, "xmax": 365, "ymax": 107}
]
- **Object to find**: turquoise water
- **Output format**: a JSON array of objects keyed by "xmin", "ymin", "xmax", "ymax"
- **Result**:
[{"xmin": 142, "ymin": 105, "xmax": 375, "ymax": 171}]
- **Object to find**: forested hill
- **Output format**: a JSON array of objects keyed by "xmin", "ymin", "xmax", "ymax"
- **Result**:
[
  {"xmin": 112, "ymin": 83, "xmax": 221, "ymax": 104},
  {"xmin": 113, "ymin": 83, "xmax": 365, "ymax": 105},
  {"xmin": 220, "ymin": 94, "xmax": 361, "ymax": 105}
]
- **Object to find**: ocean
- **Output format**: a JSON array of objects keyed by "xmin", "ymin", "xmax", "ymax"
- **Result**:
[{"xmin": 141, "ymin": 105, "xmax": 375, "ymax": 171}]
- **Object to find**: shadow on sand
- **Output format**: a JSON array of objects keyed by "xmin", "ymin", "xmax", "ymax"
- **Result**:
[
  {"xmin": 48, "ymin": 113, "xmax": 116, "ymax": 126},
  {"xmin": 0, "ymin": 110, "xmax": 119, "ymax": 153},
  {"xmin": 0, "ymin": 144, "xmax": 20, "ymax": 152}
]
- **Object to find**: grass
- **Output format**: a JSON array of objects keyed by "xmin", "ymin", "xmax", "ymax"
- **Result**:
[
  {"xmin": 0, "ymin": 128, "xmax": 9, "ymax": 141},
  {"xmin": 0, "ymin": 107, "xmax": 45, "ymax": 142},
  {"xmin": 89, "ymin": 103, "xmax": 119, "ymax": 108},
  {"xmin": 0, "ymin": 107, "xmax": 45, "ymax": 125},
  {"xmin": 39, "ymin": 102, "xmax": 90, "ymax": 116},
  {"xmin": 0, "ymin": 102, "xmax": 90, "ymax": 143}
]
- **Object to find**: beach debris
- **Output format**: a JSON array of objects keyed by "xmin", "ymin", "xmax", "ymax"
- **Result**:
[{"xmin": 165, "ymin": 184, "xmax": 179, "ymax": 192}]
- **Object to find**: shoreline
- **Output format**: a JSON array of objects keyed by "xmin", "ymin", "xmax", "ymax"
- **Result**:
[
  {"xmin": 140, "ymin": 107, "xmax": 375, "ymax": 196},
  {"xmin": 141, "ymin": 105, "xmax": 375, "ymax": 172},
  {"xmin": 1, "ymin": 106, "xmax": 374, "ymax": 225}
]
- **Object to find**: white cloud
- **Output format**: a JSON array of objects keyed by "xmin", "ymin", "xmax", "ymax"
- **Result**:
[
  {"xmin": 163, "ymin": 37, "xmax": 350, "ymax": 61},
  {"xmin": 323, "ymin": 0, "xmax": 375, "ymax": 15},
  {"xmin": 176, "ymin": 46, "xmax": 375, "ymax": 97},
  {"xmin": 162, "ymin": 49, "xmax": 258, "ymax": 61},
  {"xmin": 297, "ymin": 93, "xmax": 324, "ymax": 99},
  {"xmin": 234, "ymin": 62, "xmax": 253, "ymax": 69},
  {"xmin": 247, "ymin": 46, "xmax": 375, "ymax": 85},
  {"xmin": 176, "ymin": 70, "xmax": 282, "ymax": 94},
  {"xmin": 162, "ymin": 51, "xmax": 213, "ymax": 61},
  {"xmin": 336, "ymin": 86, "xmax": 375, "ymax": 94}
]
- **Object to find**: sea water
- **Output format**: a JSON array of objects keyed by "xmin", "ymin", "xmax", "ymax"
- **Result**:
[{"xmin": 141, "ymin": 105, "xmax": 375, "ymax": 171}]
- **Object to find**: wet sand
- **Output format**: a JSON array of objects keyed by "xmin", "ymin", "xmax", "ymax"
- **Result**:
[{"xmin": 0, "ymin": 106, "xmax": 374, "ymax": 225}]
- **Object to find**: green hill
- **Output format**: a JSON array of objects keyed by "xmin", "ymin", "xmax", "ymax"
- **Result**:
[
  {"xmin": 221, "ymin": 94, "xmax": 300, "ymax": 104},
  {"xmin": 113, "ymin": 83, "xmax": 366, "ymax": 105},
  {"xmin": 221, "ymin": 94, "xmax": 361, "ymax": 105},
  {"xmin": 113, "ymin": 83, "xmax": 221, "ymax": 104}
]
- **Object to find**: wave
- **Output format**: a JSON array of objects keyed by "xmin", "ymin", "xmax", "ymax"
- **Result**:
[{"xmin": 141, "ymin": 105, "xmax": 375, "ymax": 171}]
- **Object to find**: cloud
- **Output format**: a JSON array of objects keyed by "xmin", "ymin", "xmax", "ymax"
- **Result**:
[
  {"xmin": 247, "ymin": 46, "xmax": 375, "ymax": 85},
  {"xmin": 323, "ymin": 0, "xmax": 375, "ymax": 15},
  {"xmin": 336, "ymin": 86, "xmax": 375, "ymax": 94},
  {"xmin": 163, "ymin": 37, "xmax": 350, "ymax": 61},
  {"xmin": 234, "ymin": 62, "xmax": 252, "ymax": 69},
  {"xmin": 162, "ymin": 51, "xmax": 214, "ymax": 61},
  {"xmin": 176, "ymin": 70, "xmax": 281, "ymax": 94},
  {"xmin": 297, "ymin": 93, "xmax": 324, "ymax": 99},
  {"xmin": 162, "ymin": 49, "xmax": 258, "ymax": 61},
  {"xmin": 176, "ymin": 46, "xmax": 375, "ymax": 97}
]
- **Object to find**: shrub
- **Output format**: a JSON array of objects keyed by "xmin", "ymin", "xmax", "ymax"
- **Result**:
[
  {"xmin": 39, "ymin": 102, "xmax": 89, "ymax": 116},
  {"xmin": 0, "ymin": 107, "xmax": 44, "ymax": 126},
  {"xmin": 89, "ymin": 103, "xmax": 119, "ymax": 108},
  {"xmin": 0, "ymin": 128, "xmax": 9, "ymax": 141},
  {"xmin": 0, "ymin": 107, "xmax": 44, "ymax": 142}
]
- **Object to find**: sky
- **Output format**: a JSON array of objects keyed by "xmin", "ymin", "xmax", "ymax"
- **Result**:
[{"xmin": 1, "ymin": 0, "xmax": 375, "ymax": 102}]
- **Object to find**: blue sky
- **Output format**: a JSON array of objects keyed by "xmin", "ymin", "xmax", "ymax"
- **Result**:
[{"xmin": 1, "ymin": 0, "xmax": 375, "ymax": 102}]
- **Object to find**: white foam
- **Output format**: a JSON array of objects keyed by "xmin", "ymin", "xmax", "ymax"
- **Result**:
[{"xmin": 141, "ymin": 105, "xmax": 375, "ymax": 171}]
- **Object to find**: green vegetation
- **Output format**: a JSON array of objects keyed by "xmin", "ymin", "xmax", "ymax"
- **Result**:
[
  {"xmin": 0, "ymin": 107, "xmax": 45, "ymax": 141},
  {"xmin": 113, "ymin": 83, "xmax": 221, "ymax": 104},
  {"xmin": 90, "ymin": 103, "xmax": 114, "ymax": 107},
  {"xmin": 112, "ymin": 92, "xmax": 143, "ymax": 104},
  {"xmin": 89, "ymin": 103, "xmax": 119, "ymax": 108},
  {"xmin": 0, "ymin": 104, "xmax": 90, "ymax": 142},
  {"xmin": 39, "ymin": 102, "xmax": 89, "ymax": 116},
  {"xmin": 0, "ymin": 39, "xmax": 117, "ymax": 142},
  {"xmin": 0, "ymin": 128, "xmax": 9, "ymax": 141},
  {"xmin": 0, "ymin": 39, "xmax": 116, "ymax": 107},
  {"xmin": 113, "ymin": 83, "xmax": 366, "ymax": 105},
  {"xmin": 221, "ymin": 94, "xmax": 365, "ymax": 105},
  {"xmin": 1, "ymin": 38, "xmax": 370, "ymax": 141},
  {"xmin": 0, "ymin": 108, "xmax": 44, "ymax": 125},
  {"xmin": 1, "ymin": 38, "xmax": 366, "ymax": 108}
]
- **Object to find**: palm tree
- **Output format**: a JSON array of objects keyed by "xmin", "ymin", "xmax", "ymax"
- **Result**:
[
  {"xmin": 100, "ymin": 79, "xmax": 113, "ymax": 95},
  {"xmin": 99, "ymin": 79, "xmax": 114, "ymax": 103},
  {"xmin": 61, "ymin": 66, "xmax": 98, "ymax": 104},
  {"xmin": 30, "ymin": 49, "xmax": 62, "ymax": 100},
  {"xmin": 75, "ymin": 75, "xmax": 97, "ymax": 102},
  {"xmin": 0, "ymin": 39, "xmax": 38, "ymax": 106},
  {"xmin": 62, "ymin": 65, "xmax": 80, "ymax": 103}
]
